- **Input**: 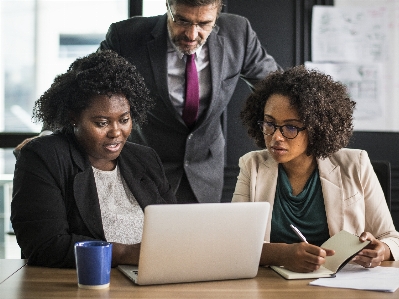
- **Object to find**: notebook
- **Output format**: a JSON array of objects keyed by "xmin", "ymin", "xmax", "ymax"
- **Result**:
[
  {"xmin": 118, "ymin": 202, "xmax": 270, "ymax": 285},
  {"xmin": 270, "ymin": 230, "xmax": 370, "ymax": 280}
]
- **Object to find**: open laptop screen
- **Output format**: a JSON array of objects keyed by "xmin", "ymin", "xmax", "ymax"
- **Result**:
[{"xmin": 119, "ymin": 202, "xmax": 270, "ymax": 285}]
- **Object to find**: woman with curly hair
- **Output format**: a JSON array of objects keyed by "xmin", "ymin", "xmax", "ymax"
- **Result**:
[
  {"xmin": 11, "ymin": 50, "xmax": 176, "ymax": 268},
  {"xmin": 233, "ymin": 65, "xmax": 399, "ymax": 272}
]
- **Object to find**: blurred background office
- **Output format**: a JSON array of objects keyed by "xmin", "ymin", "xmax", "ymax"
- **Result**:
[{"xmin": 1, "ymin": 0, "xmax": 398, "ymax": 259}]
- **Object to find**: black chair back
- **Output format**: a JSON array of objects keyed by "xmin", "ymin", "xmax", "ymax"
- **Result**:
[{"xmin": 371, "ymin": 160, "xmax": 391, "ymax": 211}]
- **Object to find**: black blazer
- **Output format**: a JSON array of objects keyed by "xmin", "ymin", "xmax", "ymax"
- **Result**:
[{"xmin": 11, "ymin": 130, "xmax": 176, "ymax": 268}]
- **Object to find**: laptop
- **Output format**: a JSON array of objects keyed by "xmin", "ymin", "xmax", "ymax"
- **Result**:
[{"xmin": 118, "ymin": 202, "xmax": 270, "ymax": 285}]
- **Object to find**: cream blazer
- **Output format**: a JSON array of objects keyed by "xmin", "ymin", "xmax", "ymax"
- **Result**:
[{"xmin": 232, "ymin": 148, "xmax": 399, "ymax": 260}]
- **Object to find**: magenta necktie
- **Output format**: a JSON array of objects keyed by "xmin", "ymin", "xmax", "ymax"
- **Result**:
[{"xmin": 182, "ymin": 54, "xmax": 199, "ymax": 128}]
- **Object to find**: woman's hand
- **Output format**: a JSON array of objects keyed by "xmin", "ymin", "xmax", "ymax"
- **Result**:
[
  {"xmin": 261, "ymin": 242, "xmax": 335, "ymax": 273},
  {"xmin": 352, "ymin": 232, "xmax": 392, "ymax": 268},
  {"xmin": 111, "ymin": 242, "xmax": 141, "ymax": 267},
  {"xmin": 283, "ymin": 243, "xmax": 335, "ymax": 272}
]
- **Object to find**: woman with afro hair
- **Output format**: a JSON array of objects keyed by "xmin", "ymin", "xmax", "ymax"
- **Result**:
[
  {"xmin": 11, "ymin": 50, "xmax": 176, "ymax": 268},
  {"xmin": 233, "ymin": 65, "xmax": 399, "ymax": 272}
]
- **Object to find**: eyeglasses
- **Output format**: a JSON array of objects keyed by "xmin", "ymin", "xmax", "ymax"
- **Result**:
[
  {"xmin": 257, "ymin": 121, "xmax": 306, "ymax": 139},
  {"xmin": 166, "ymin": 0, "xmax": 216, "ymax": 32}
]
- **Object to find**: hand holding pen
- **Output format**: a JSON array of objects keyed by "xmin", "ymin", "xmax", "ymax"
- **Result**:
[{"xmin": 281, "ymin": 224, "xmax": 335, "ymax": 273}]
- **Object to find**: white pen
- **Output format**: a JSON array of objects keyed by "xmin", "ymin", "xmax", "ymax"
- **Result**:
[{"xmin": 290, "ymin": 224, "xmax": 308, "ymax": 243}]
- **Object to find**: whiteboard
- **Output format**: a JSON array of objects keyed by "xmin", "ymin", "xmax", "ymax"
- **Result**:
[{"xmin": 309, "ymin": 2, "xmax": 399, "ymax": 131}]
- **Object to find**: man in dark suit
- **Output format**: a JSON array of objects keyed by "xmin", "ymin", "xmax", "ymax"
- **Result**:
[{"xmin": 99, "ymin": 0, "xmax": 280, "ymax": 204}]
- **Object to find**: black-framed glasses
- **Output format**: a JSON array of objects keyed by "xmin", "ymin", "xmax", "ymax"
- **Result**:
[
  {"xmin": 166, "ymin": 0, "xmax": 216, "ymax": 32},
  {"xmin": 257, "ymin": 121, "xmax": 306, "ymax": 139}
]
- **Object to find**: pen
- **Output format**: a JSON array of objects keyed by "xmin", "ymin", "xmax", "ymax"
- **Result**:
[{"xmin": 290, "ymin": 224, "xmax": 308, "ymax": 243}]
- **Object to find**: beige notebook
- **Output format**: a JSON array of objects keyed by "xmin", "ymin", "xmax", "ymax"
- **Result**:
[{"xmin": 270, "ymin": 230, "xmax": 370, "ymax": 280}]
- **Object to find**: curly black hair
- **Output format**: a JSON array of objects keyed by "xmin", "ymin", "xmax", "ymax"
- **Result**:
[
  {"xmin": 32, "ymin": 50, "xmax": 153, "ymax": 131},
  {"xmin": 240, "ymin": 65, "xmax": 356, "ymax": 159}
]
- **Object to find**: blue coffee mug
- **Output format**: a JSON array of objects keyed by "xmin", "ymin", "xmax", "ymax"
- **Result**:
[{"xmin": 74, "ymin": 241, "xmax": 112, "ymax": 289}]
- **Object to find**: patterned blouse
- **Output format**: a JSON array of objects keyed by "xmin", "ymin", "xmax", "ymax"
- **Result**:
[{"xmin": 93, "ymin": 165, "xmax": 144, "ymax": 244}]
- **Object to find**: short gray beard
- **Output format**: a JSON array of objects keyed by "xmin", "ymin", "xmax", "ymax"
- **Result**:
[{"xmin": 167, "ymin": 22, "xmax": 206, "ymax": 55}]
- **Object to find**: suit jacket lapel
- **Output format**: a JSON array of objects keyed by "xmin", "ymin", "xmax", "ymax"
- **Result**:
[
  {"xmin": 147, "ymin": 15, "xmax": 180, "ymax": 118},
  {"xmin": 118, "ymin": 148, "xmax": 172, "ymax": 208},
  {"xmin": 118, "ymin": 154, "xmax": 148, "ymax": 209},
  {"xmin": 254, "ymin": 157, "xmax": 278, "ymax": 202},
  {"xmin": 255, "ymin": 157, "xmax": 278, "ymax": 242},
  {"xmin": 318, "ymin": 157, "xmax": 344, "ymax": 236},
  {"xmin": 69, "ymin": 141, "xmax": 105, "ymax": 240},
  {"xmin": 198, "ymin": 26, "xmax": 225, "ymax": 126},
  {"xmin": 74, "ymin": 169, "xmax": 105, "ymax": 239}
]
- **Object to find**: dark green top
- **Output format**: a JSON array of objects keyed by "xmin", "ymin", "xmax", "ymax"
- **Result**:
[{"xmin": 270, "ymin": 164, "xmax": 330, "ymax": 246}]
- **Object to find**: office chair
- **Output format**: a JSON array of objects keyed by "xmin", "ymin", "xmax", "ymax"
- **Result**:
[{"xmin": 371, "ymin": 160, "xmax": 391, "ymax": 211}]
